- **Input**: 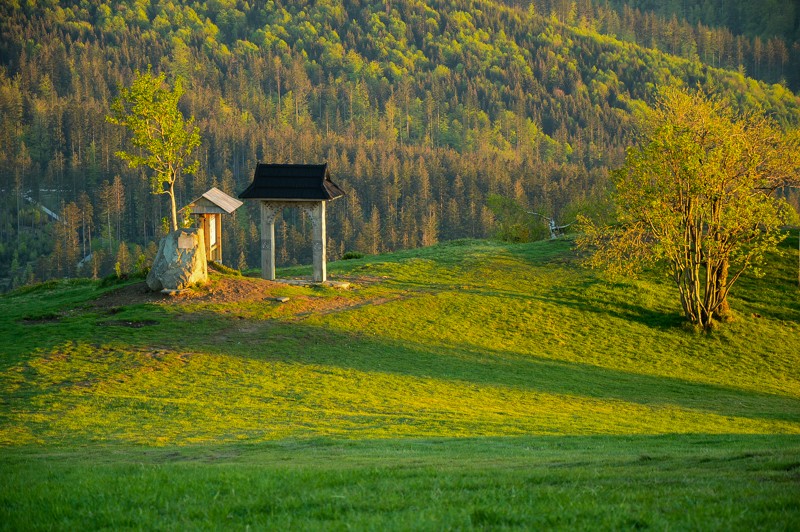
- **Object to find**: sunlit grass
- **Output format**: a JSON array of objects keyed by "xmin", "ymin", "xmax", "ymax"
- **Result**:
[
  {"xmin": 1, "ymin": 237, "xmax": 799, "ymax": 529},
  {"xmin": 1, "ymin": 238, "xmax": 798, "ymax": 445},
  {"xmin": 3, "ymin": 340, "xmax": 797, "ymax": 446},
  {"xmin": 3, "ymin": 435, "xmax": 800, "ymax": 530}
]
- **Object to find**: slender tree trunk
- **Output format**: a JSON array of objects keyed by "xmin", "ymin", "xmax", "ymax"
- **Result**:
[{"xmin": 169, "ymin": 185, "xmax": 178, "ymax": 232}]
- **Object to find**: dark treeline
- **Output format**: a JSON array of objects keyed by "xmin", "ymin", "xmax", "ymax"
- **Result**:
[
  {"xmin": 611, "ymin": 0, "xmax": 800, "ymax": 43},
  {"xmin": 522, "ymin": 0, "xmax": 800, "ymax": 90},
  {"xmin": 1, "ymin": 0, "xmax": 799, "ymax": 290}
]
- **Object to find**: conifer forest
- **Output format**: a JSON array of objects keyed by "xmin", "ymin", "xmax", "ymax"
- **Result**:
[{"xmin": 1, "ymin": 0, "xmax": 799, "ymax": 290}]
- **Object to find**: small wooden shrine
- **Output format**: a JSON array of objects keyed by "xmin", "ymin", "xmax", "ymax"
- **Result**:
[
  {"xmin": 182, "ymin": 187, "xmax": 243, "ymax": 264},
  {"xmin": 238, "ymin": 163, "xmax": 345, "ymax": 282}
]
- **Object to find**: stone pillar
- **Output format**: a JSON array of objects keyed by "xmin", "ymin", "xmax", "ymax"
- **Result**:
[
  {"xmin": 260, "ymin": 201, "xmax": 277, "ymax": 280},
  {"xmin": 311, "ymin": 201, "xmax": 327, "ymax": 282}
]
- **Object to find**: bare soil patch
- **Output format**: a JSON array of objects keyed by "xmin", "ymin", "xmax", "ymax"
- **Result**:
[
  {"xmin": 91, "ymin": 277, "xmax": 284, "ymax": 308},
  {"xmin": 93, "ymin": 275, "xmax": 367, "ymax": 306},
  {"xmin": 89, "ymin": 275, "xmax": 396, "ymax": 318}
]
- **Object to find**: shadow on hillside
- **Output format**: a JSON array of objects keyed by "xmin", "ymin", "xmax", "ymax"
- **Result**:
[
  {"xmin": 395, "ymin": 278, "xmax": 685, "ymax": 332},
  {"xmin": 505, "ymin": 235, "xmax": 800, "ymax": 325},
  {"xmin": 176, "ymin": 318, "xmax": 800, "ymax": 427},
  {"xmin": 469, "ymin": 284, "xmax": 685, "ymax": 331},
  {"xmin": 727, "ymin": 236, "xmax": 800, "ymax": 322},
  {"xmin": 503, "ymin": 238, "xmax": 577, "ymax": 264}
]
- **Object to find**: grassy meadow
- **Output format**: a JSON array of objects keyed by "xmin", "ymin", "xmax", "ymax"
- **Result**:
[{"xmin": 1, "ymin": 237, "xmax": 799, "ymax": 529}]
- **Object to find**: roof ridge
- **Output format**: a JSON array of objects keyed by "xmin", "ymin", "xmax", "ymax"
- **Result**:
[{"xmin": 238, "ymin": 163, "xmax": 344, "ymax": 201}]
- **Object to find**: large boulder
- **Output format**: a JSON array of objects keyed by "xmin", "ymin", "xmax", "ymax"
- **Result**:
[{"xmin": 146, "ymin": 228, "xmax": 208, "ymax": 292}]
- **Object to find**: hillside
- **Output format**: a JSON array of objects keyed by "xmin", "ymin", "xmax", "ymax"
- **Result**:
[
  {"xmin": 2, "ymin": 0, "xmax": 800, "ymax": 290},
  {"xmin": 2, "ymin": 238, "xmax": 799, "ymax": 443},
  {"xmin": 525, "ymin": 1, "xmax": 800, "ymax": 89},
  {"xmin": 608, "ymin": 0, "xmax": 800, "ymax": 45},
  {"xmin": 1, "ymin": 238, "xmax": 799, "ymax": 528}
]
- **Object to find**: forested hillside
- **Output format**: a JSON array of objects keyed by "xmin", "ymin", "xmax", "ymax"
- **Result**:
[
  {"xmin": 1, "ymin": 0, "xmax": 799, "ymax": 290},
  {"xmin": 609, "ymin": 0, "xmax": 800, "ymax": 47},
  {"xmin": 530, "ymin": 0, "xmax": 800, "ymax": 89}
]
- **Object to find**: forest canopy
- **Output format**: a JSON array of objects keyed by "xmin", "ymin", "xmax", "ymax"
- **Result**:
[{"xmin": 1, "ymin": 0, "xmax": 799, "ymax": 290}]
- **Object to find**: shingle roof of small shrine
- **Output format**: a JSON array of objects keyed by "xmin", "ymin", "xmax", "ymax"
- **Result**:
[
  {"xmin": 238, "ymin": 163, "xmax": 345, "ymax": 201},
  {"xmin": 184, "ymin": 187, "xmax": 243, "ymax": 214}
]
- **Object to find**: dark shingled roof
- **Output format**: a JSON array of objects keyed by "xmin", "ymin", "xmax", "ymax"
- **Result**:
[{"xmin": 238, "ymin": 163, "xmax": 345, "ymax": 201}]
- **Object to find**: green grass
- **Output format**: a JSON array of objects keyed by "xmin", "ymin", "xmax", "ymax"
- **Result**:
[
  {"xmin": 1, "ymin": 237, "xmax": 799, "ymax": 529},
  {"xmin": 2, "ymin": 436, "xmax": 799, "ymax": 530}
]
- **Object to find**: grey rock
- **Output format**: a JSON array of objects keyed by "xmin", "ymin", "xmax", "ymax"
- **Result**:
[{"xmin": 146, "ymin": 228, "xmax": 208, "ymax": 291}]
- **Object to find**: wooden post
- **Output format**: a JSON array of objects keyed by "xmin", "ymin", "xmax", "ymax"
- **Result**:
[
  {"xmin": 260, "ymin": 201, "xmax": 276, "ymax": 280},
  {"xmin": 312, "ymin": 201, "xmax": 326, "ymax": 283},
  {"xmin": 201, "ymin": 215, "xmax": 211, "ymax": 262},
  {"xmin": 216, "ymin": 213, "xmax": 222, "ymax": 263}
]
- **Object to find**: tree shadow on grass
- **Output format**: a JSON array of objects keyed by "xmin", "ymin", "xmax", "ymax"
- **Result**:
[
  {"xmin": 334, "ymin": 271, "xmax": 686, "ymax": 333},
  {"xmin": 727, "ymin": 237, "xmax": 800, "ymax": 322},
  {"xmin": 507, "ymin": 236, "xmax": 800, "ymax": 325},
  {"xmin": 448, "ymin": 282, "xmax": 686, "ymax": 332},
  {"xmin": 170, "ymin": 317, "xmax": 800, "ymax": 427}
]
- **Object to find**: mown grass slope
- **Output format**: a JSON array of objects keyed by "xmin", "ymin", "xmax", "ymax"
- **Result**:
[
  {"xmin": 1, "ymin": 237, "xmax": 799, "ymax": 529},
  {"xmin": 2, "ymin": 238, "xmax": 798, "ymax": 443}
]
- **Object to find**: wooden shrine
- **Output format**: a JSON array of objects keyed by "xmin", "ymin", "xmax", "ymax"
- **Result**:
[
  {"xmin": 238, "ymin": 163, "xmax": 345, "ymax": 282},
  {"xmin": 182, "ymin": 187, "xmax": 243, "ymax": 264}
]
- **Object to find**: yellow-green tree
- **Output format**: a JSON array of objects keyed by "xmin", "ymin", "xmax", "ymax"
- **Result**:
[
  {"xmin": 579, "ymin": 87, "xmax": 800, "ymax": 329},
  {"xmin": 107, "ymin": 69, "xmax": 200, "ymax": 232}
]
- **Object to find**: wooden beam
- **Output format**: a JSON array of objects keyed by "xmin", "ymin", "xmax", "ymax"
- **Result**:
[
  {"xmin": 312, "ymin": 202, "xmax": 326, "ymax": 282},
  {"xmin": 260, "ymin": 202, "xmax": 276, "ymax": 280}
]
